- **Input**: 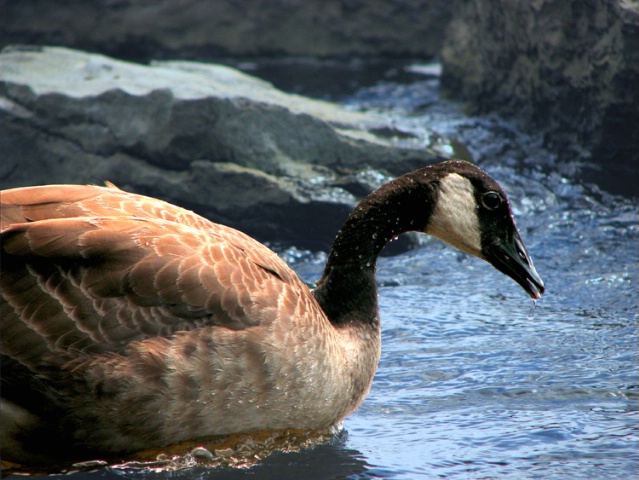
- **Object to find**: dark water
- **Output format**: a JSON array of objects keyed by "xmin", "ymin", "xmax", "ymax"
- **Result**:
[{"xmin": 7, "ymin": 62, "xmax": 638, "ymax": 479}]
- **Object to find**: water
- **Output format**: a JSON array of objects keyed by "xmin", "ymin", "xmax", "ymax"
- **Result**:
[
  {"xmin": 5, "ymin": 62, "xmax": 638, "ymax": 479},
  {"xmin": 324, "ymin": 71, "xmax": 638, "ymax": 478},
  {"xmin": 306, "ymin": 205, "xmax": 637, "ymax": 478},
  {"xmin": 331, "ymin": 73, "xmax": 638, "ymax": 478}
]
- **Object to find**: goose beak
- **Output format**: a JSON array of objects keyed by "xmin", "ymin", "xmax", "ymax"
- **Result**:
[{"xmin": 484, "ymin": 231, "xmax": 545, "ymax": 300}]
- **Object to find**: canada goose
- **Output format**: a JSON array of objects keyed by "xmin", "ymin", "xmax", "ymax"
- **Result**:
[{"xmin": 0, "ymin": 160, "xmax": 544, "ymax": 465}]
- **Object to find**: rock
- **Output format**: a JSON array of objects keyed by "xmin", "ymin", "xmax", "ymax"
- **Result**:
[
  {"xmin": 70, "ymin": 460, "xmax": 108, "ymax": 470},
  {"xmin": 0, "ymin": 46, "xmax": 450, "ymax": 250},
  {"xmin": 0, "ymin": 0, "xmax": 451, "ymax": 60},
  {"xmin": 441, "ymin": 0, "xmax": 638, "ymax": 195},
  {"xmin": 191, "ymin": 446, "xmax": 215, "ymax": 463}
]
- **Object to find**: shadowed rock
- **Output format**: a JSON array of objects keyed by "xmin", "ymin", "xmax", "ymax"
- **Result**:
[
  {"xmin": 441, "ymin": 0, "xmax": 638, "ymax": 195},
  {"xmin": 0, "ymin": 0, "xmax": 451, "ymax": 60}
]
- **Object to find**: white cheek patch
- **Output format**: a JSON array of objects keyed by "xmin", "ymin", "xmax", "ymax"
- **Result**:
[{"xmin": 426, "ymin": 173, "xmax": 483, "ymax": 258}]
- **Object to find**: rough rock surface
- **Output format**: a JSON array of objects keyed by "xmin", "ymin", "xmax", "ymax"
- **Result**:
[
  {"xmin": 0, "ymin": 46, "xmax": 449, "ymax": 250},
  {"xmin": 441, "ymin": 0, "xmax": 638, "ymax": 188},
  {"xmin": 0, "ymin": 0, "xmax": 451, "ymax": 61}
]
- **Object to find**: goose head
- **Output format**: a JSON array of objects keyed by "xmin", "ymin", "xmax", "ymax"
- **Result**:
[
  {"xmin": 318, "ymin": 160, "xmax": 544, "ymax": 312},
  {"xmin": 421, "ymin": 161, "xmax": 545, "ymax": 299}
]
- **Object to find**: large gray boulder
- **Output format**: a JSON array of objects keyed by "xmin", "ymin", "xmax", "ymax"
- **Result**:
[
  {"xmin": 0, "ymin": 46, "xmax": 452, "ymax": 250},
  {"xmin": 441, "ymin": 0, "xmax": 638, "ymax": 189}
]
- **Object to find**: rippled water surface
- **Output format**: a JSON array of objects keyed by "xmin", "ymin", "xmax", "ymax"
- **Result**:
[{"xmin": 7, "ymin": 62, "xmax": 638, "ymax": 480}]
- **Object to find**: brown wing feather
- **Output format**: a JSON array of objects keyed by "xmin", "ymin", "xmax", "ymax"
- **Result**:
[
  {"xmin": 1, "ymin": 184, "xmax": 303, "ymax": 371},
  {"xmin": 1, "ymin": 183, "xmax": 292, "ymax": 280}
]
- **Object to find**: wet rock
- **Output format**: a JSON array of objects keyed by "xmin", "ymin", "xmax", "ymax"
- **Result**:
[
  {"xmin": 441, "ymin": 0, "xmax": 638, "ymax": 195},
  {"xmin": 70, "ymin": 460, "xmax": 108, "ymax": 469},
  {"xmin": 0, "ymin": 46, "xmax": 446, "ymax": 250},
  {"xmin": 212, "ymin": 447, "xmax": 234, "ymax": 458},
  {"xmin": 191, "ymin": 446, "xmax": 215, "ymax": 463},
  {"xmin": 0, "ymin": 0, "xmax": 451, "ymax": 61}
]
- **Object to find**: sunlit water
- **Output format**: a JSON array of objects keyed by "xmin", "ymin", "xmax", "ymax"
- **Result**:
[
  {"xmin": 297, "ymin": 202, "xmax": 638, "ymax": 479},
  {"xmin": 6, "ymin": 63, "xmax": 637, "ymax": 480}
]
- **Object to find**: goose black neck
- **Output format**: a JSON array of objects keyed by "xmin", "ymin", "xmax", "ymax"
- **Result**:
[{"xmin": 313, "ymin": 171, "xmax": 438, "ymax": 327}]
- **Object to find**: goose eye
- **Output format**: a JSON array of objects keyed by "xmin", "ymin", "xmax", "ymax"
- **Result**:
[{"xmin": 481, "ymin": 192, "xmax": 502, "ymax": 210}]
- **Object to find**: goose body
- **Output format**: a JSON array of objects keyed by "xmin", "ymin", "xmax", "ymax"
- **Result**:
[{"xmin": 0, "ymin": 161, "xmax": 544, "ymax": 465}]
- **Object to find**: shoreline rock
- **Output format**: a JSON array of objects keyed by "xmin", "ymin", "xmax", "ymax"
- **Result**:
[
  {"xmin": 441, "ymin": 0, "xmax": 638, "ymax": 192},
  {"xmin": 0, "ymin": 46, "xmax": 449, "ymax": 250}
]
